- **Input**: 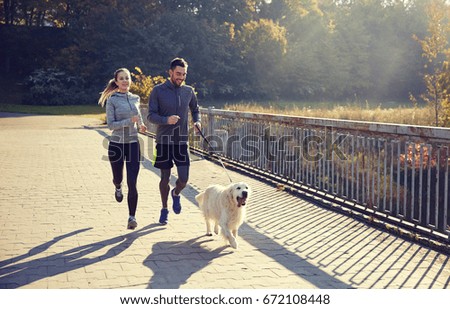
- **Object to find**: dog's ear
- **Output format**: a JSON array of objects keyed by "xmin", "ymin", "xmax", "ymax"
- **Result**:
[{"xmin": 226, "ymin": 184, "xmax": 235, "ymax": 205}]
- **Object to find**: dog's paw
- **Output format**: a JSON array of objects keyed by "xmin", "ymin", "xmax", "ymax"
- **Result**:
[
  {"xmin": 214, "ymin": 226, "xmax": 219, "ymax": 235},
  {"xmin": 229, "ymin": 238, "xmax": 238, "ymax": 249},
  {"xmin": 206, "ymin": 232, "xmax": 213, "ymax": 236}
]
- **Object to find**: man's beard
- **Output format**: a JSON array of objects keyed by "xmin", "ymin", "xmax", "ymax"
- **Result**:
[{"xmin": 170, "ymin": 78, "xmax": 183, "ymax": 87}]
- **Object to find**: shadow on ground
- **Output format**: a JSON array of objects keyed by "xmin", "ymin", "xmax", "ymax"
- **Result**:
[
  {"xmin": 144, "ymin": 236, "xmax": 231, "ymax": 288},
  {"xmin": 0, "ymin": 224, "xmax": 163, "ymax": 288}
]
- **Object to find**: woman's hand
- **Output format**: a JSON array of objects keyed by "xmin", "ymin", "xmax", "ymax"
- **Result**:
[{"xmin": 139, "ymin": 124, "xmax": 147, "ymax": 133}]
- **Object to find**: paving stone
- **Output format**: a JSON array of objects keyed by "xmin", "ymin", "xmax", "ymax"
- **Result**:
[{"xmin": 0, "ymin": 113, "xmax": 448, "ymax": 290}]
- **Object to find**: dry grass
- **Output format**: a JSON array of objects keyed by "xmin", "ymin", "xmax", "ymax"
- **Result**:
[{"xmin": 223, "ymin": 102, "xmax": 436, "ymax": 127}]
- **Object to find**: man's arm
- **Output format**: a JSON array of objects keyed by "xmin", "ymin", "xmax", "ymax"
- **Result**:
[
  {"xmin": 189, "ymin": 89, "xmax": 200, "ymax": 123},
  {"xmin": 147, "ymin": 88, "xmax": 168, "ymax": 125}
]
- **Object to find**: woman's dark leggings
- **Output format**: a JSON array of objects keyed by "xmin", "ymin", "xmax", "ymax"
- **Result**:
[{"xmin": 108, "ymin": 141, "xmax": 141, "ymax": 216}]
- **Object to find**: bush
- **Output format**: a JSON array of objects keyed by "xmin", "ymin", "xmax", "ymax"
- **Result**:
[
  {"xmin": 129, "ymin": 67, "xmax": 165, "ymax": 105},
  {"xmin": 23, "ymin": 68, "xmax": 97, "ymax": 105}
]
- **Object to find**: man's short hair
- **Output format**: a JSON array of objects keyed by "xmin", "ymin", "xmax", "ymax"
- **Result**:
[{"xmin": 170, "ymin": 57, "xmax": 188, "ymax": 70}]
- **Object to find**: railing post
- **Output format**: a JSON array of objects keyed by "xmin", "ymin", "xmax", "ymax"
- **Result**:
[
  {"xmin": 196, "ymin": 107, "xmax": 450, "ymax": 243},
  {"xmin": 207, "ymin": 106, "xmax": 215, "ymax": 137}
]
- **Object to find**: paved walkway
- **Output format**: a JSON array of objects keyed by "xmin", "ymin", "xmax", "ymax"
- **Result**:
[{"xmin": 0, "ymin": 112, "xmax": 449, "ymax": 289}]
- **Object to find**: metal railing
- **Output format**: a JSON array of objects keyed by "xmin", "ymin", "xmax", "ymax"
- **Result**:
[{"xmin": 142, "ymin": 106, "xmax": 450, "ymax": 243}]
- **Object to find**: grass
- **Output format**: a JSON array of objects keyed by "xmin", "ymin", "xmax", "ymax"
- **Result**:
[
  {"xmin": 0, "ymin": 103, "xmax": 106, "ymax": 122},
  {"xmin": 222, "ymin": 101, "xmax": 436, "ymax": 127},
  {"xmin": 0, "ymin": 75, "xmax": 106, "ymax": 122},
  {"xmin": 0, "ymin": 74, "xmax": 435, "ymax": 126},
  {"xmin": 0, "ymin": 94, "xmax": 435, "ymax": 127}
]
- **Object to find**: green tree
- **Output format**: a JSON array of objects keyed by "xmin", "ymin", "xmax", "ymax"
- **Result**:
[
  {"xmin": 196, "ymin": 0, "xmax": 257, "ymax": 26},
  {"xmin": 413, "ymin": 0, "xmax": 450, "ymax": 127},
  {"xmin": 0, "ymin": 0, "xmax": 440, "ymax": 104},
  {"xmin": 53, "ymin": 1, "xmax": 162, "ymax": 86},
  {"xmin": 236, "ymin": 18, "xmax": 287, "ymax": 98},
  {"xmin": 280, "ymin": 13, "xmax": 336, "ymax": 100},
  {"xmin": 366, "ymin": 1, "xmax": 426, "ymax": 100}
]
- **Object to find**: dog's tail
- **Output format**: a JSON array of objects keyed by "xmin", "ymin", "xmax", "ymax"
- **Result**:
[{"xmin": 195, "ymin": 191, "xmax": 205, "ymax": 206}]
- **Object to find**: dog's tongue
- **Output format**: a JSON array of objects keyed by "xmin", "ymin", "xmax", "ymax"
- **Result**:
[{"xmin": 237, "ymin": 197, "xmax": 247, "ymax": 207}]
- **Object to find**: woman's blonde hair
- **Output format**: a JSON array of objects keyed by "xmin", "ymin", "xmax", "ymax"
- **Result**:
[{"xmin": 98, "ymin": 68, "xmax": 131, "ymax": 107}]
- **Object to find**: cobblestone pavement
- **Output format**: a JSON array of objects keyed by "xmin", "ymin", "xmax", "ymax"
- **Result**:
[{"xmin": 0, "ymin": 113, "xmax": 449, "ymax": 289}]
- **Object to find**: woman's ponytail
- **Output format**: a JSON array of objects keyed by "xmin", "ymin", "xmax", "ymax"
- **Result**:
[{"xmin": 98, "ymin": 79, "xmax": 118, "ymax": 107}]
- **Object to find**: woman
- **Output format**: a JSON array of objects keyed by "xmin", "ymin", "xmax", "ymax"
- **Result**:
[{"xmin": 99, "ymin": 68, "xmax": 147, "ymax": 229}]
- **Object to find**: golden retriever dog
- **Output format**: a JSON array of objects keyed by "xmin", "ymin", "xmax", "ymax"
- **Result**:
[{"xmin": 195, "ymin": 182, "xmax": 251, "ymax": 249}]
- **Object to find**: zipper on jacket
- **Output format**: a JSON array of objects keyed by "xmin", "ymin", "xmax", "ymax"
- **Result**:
[
  {"xmin": 175, "ymin": 88, "xmax": 181, "ymax": 116},
  {"xmin": 126, "ymin": 94, "xmax": 133, "ymax": 111}
]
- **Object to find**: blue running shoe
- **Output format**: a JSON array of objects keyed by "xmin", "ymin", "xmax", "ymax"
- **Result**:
[
  {"xmin": 171, "ymin": 189, "xmax": 181, "ymax": 214},
  {"xmin": 159, "ymin": 208, "xmax": 169, "ymax": 225}
]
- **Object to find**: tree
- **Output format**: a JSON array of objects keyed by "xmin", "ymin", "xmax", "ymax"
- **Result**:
[
  {"xmin": 196, "ymin": 0, "xmax": 257, "ymax": 26},
  {"xmin": 413, "ymin": 0, "xmax": 450, "ymax": 127},
  {"xmin": 2, "ymin": 0, "xmax": 17, "ymax": 24},
  {"xmin": 1, "ymin": 0, "xmax": 69, "ymax": 27},
  {"xmin": 0, "ymin": 0, "xmax": 442, "ymax": 104},
  {"xmin": 129, "ymin": 67, "xmax": 165, "ymax": 105},
  {"xmin": 236, "ymin": 18, "xmax": 287, "ymax": 98}
]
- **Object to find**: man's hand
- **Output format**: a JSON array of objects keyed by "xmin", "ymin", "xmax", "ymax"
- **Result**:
[
  {"xmin": 139, "ymin": 124, "xmax": 147, "ymax": 133},
  {"xmin": 194, "ymin": 121, "xmax": 201, "ymax": 133},
  {"xmin": 167, "ymin": 115, "xmax": 180, "ymax": 124}
]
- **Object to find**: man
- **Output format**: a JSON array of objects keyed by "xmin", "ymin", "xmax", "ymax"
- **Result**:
[{"xmin": 148, "ymin": 58, "xmax": 201, "ymax": 225}]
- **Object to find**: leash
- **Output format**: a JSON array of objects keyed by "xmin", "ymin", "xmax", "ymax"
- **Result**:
[{"xmin": 195, "ymin": 123, "xmax": 233, "ymax": 183}]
